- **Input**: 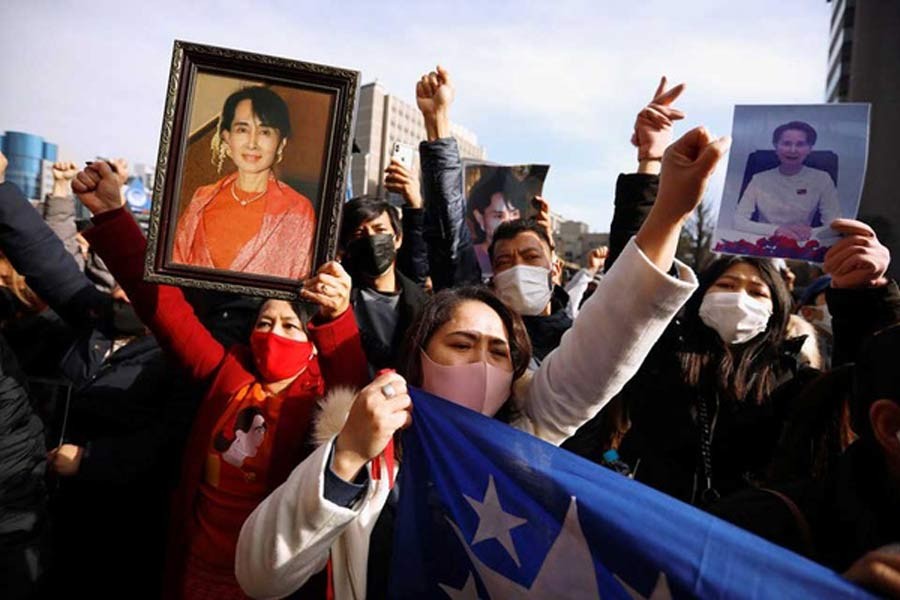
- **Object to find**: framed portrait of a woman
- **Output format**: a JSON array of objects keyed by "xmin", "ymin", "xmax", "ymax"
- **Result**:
[{"xmin": 144, "ymin": 41, "xmax": 359, "ymax": 298}]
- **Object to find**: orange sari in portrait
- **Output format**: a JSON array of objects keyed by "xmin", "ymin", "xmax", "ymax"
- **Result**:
[{"xmin": 172, "ymin": 172, "xmax": 316, "ymax": 280}]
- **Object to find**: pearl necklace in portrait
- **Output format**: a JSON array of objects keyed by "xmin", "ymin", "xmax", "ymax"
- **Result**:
[{"xmin": 231, "ymin": 181, "xmax": 267, "ymax": 207}]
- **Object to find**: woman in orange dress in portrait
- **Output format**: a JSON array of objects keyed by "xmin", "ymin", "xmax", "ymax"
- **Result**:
[{"xmin": 173, "ymin": 86, "xmax": 316, "ymax": 280}]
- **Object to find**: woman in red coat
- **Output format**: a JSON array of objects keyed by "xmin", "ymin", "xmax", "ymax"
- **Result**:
[{"xmin": 74, "ymin": 161, "xmax": 370, "ymax": 599}]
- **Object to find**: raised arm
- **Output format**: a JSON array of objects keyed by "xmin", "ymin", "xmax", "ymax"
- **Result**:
[
  {"xmin": 519, "ymin": 126, "xmax": 730, "ymax": 444},
  {"xmin": 42, "ymin": 161, "xmax": 84, "ymax": 266},
  {"xmin": 73, "ymin": 162, "xmax": 225, "ymax": 381},
  {"xmin": 824, "ymin": 218, "xmax": 900, "ymax": 366},
  {"xmin": 417, "ymin": 65, "xmax": 481, "ymax": 289},
  {"xmin": 607, "ymin": 77, "xmax": 685, "ymax": 270},
  {"xmin": 0, "ymin": 151, "xmax": 110, "ymax": 329},
  {"xmin": 385, "ymin": 159, "xmax": 429, "ymax": 285}
]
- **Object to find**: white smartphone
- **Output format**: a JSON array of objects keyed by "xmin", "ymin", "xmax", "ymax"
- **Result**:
[{"xmin": 391, "ymin": 142, "xmax": 415, "ymax": 170}]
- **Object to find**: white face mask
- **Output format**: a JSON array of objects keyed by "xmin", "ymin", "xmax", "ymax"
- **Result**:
[
  {"xmin": 699, "ymin": 291, "xmax": 773, "ymax": 345},
  {"xmin": 492, "ymin": 265, "xmax": 553, "ymax": 316}
]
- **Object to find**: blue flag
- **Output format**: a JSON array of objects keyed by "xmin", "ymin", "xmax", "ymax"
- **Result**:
[{"xmin": 389, "ymin": 388, "xmax": 872, "ymax": 599}]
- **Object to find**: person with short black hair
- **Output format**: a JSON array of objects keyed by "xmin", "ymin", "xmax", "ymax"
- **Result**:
[
  {"xmin": 339, "ymin": 195, "xmax": 428, "ymax": 373},
  {"xmin": 487, "ymin": 217, "xmax": 572, "ymax": 364},
  {"xmin": 733, "ymin": 120, "xmax": 841, "ymax": 242}
]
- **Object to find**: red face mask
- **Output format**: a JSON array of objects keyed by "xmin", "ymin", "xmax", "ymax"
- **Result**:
[{"xmin": 250, "ymin": 330, "xmax": 315, "ymax": 382}]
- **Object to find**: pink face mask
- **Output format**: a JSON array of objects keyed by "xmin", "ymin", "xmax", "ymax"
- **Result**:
[{"xmin": 420, "ymin": 350, "xmax": 514, "ymax": 416}]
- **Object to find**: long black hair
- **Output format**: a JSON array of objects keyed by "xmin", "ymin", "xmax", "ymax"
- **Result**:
[{"xmin": 678, "ymin": 255, "xmax": 792, "ymax": 405}]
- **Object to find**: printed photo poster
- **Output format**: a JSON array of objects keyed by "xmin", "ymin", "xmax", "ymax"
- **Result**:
[
  {"xmin": 462, "ymin": 161, "xmax": 550, "ymax": 278},
  {"xmin": 712, "ymin": 104, "xmax": 870, "ymax": 263}
]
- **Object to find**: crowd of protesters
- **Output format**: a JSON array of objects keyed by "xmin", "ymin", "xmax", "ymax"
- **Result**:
[{"xmin": 1, "ymin": 65, "xmax": 899, "ymax": 599}]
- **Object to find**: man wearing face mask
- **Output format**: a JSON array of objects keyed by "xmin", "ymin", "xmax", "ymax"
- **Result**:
[
  {"xmin": 339, "ymin": 197, "xmax": 428, "ymax": 373},
  {"xmin": 489, "ymin": 218, "xmax": 572, "ymax": 366}
]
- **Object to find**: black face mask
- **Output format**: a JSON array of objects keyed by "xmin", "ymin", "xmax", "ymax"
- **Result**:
[{"xmin": 345, "ymin": 233, "xmax": 397, "ymax": 279}]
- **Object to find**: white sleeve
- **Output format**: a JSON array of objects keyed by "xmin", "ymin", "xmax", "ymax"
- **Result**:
[
  {"xmin": 563, "ymin": 268, "xmax": 593, "ymax": 320},
  {"xmin": 235, "ymin": 440, "xmax": 372, "ymax": 599},
  {"xmin": 733, "ymin": 176, "xmax": 778, "ymax": 237},
  {"xmin": 514, "ymin": 237, "xmax": 698, "ymax": 445}
]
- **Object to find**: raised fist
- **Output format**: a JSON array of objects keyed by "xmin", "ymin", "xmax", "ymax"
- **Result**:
[
  {"xmin": 655, "ymin": 127, "xmax": 730, "ymax": 223},
  {"xmin": 72, "ymin": 162, "xmax": 125, "ymax": 215},
  {"xmin": 416, "ymin": 65, "xmax": 454, "ymax": 120}
]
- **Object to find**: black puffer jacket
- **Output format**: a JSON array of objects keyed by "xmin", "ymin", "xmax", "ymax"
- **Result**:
[
  {"xmin": 419, "ymin": 137, "xmax": 482, "ymax": 290},
  {"xmin": 396, "ymin": 206, "xmax": 430, "ymax": 286},
  {"xmin": 0, "ymin": 335, "xmax": 49, "ymax": 599}
]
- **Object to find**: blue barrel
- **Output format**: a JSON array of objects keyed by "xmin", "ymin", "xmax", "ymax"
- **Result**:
[{"xmin": 4, "ymin": 131, "xmax": 45, "ymax": 199}]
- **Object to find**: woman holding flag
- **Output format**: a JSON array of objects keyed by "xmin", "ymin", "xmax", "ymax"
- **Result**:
[{"xmin": 233, "ymin": 66, "xmax": 730, "ymax": 600}]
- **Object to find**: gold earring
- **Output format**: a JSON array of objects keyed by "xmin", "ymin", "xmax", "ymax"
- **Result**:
[
  {"xmin": 218, "ymin": 144, "xmax": 228, "ymax": 174},
  {"xmin": 277, "ymin": 146, "xmax": 284, "ymax": 164}
]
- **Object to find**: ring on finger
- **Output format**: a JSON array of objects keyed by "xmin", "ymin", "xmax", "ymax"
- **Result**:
[{"xmin": 382, "ymin": 383, "xmax": 397, "ymax": 398}]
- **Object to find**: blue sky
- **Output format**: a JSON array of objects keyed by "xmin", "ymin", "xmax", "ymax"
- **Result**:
[{"xmin": 0, "ymin": 0, "xmax": 830, "ymax": 232}]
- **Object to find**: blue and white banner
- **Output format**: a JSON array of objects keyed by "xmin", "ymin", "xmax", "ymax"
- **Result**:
[{"xmin": 389, "ymin": 388, "xmax": 871, "ymax": 599}]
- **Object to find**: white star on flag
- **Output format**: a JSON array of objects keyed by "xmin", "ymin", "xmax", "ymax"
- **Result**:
[
  {"xmin": 464, "ymin": 475, "xmax": 528, "ymax": 566},
  {"xmin": 439, "ymin": 574, "xmax": 479, "ymax": 600},
  {"xmin": 445, "ymin": 495, "xmax": 600, "ymax": 598}
]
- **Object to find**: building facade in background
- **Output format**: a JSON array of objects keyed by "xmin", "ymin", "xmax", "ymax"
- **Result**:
[
  {"xmin": 1, "ymin": 130, "xmax": 58, "ymax": 200},
  {"xmin": 350, "ymin": 82, "xmax": 487, "ymax": 200},
  {"xmin": 555, "ymin": 219, "xmax": 609, "ymax": 267},
  {"xmin": 826, "ymin": 0, "xmax": 900, "ymax": 277}
]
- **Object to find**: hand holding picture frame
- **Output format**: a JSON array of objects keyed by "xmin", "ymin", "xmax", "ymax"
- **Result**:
[{"xmin": 144, "ymin": 41, "xmax": 359, "ymax": 298}]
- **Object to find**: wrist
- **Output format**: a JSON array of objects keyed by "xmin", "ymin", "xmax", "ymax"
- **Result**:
[
  {"xmin": 332, "ymin": 440, "xmax": 367, "ymax": 481},
  {"xmin": 319, "ymin": 303, "xmax": 349, "ymax": 322},
  {"xmin": 91, "ymin": 203, "xmax": 124, "ymax": 216},
  {"xmin": 637, "ymin": 159, "xmax": 662, "ymax": 175},
  {"xmin": 648, "ymin": 194, "xmax": 691, "ymax": 228},
  {"xmin": 424, "ymin": 111, "xmax": 450, "ymax": 141},
  {"xmin": 405, "ymin": 190, "xmax": 424, "ymax": 209},
  {"xmin": 52, "ymin": 182, "xmax": 70, "ymax": 197}
]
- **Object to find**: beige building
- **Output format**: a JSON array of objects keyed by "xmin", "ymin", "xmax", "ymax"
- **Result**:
[
  {"xmin": 555, "ymin": 219, "xmax": 609, "ymax": 266},
  {"xmin": 350, "ymin": 81, "xmax": 487, "ymax": 199}
]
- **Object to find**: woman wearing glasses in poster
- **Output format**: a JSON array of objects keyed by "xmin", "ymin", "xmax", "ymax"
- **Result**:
[{"xmin": 172, "ymin": 87, "xmax": 317, "ymax": 280}]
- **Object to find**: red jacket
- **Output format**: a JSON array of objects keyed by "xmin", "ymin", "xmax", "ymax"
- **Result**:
[{"xmin": 84, "ymin": 208, "xmax": 369, "ymax": 596}]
